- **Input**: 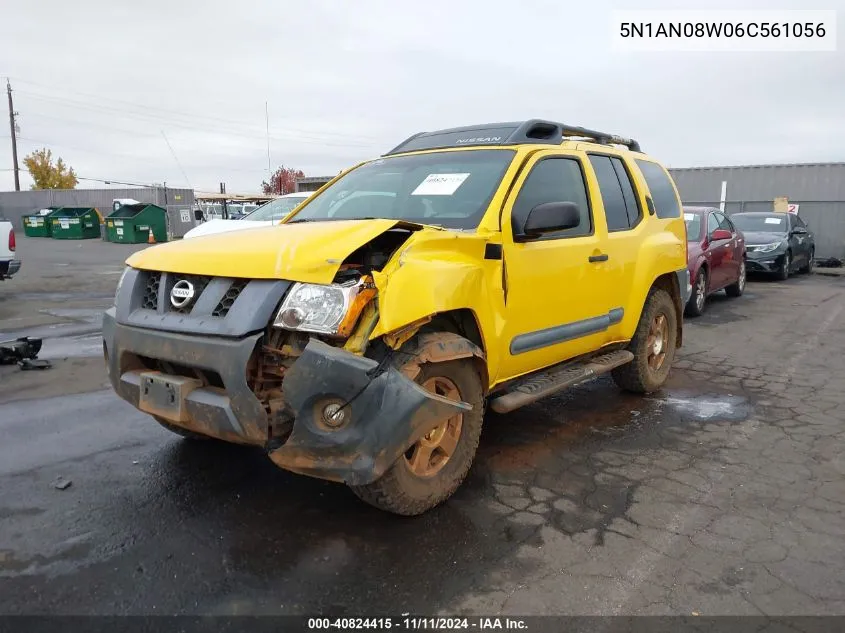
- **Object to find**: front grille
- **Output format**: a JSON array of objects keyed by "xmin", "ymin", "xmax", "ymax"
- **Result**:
[
  {"xmin": 166, "ymin": 275, "xmax": 211, "ymax": 314},
  {"xmin": 137, "ymin": 271, "xmax": 253, "ymax": 318},
  {"xmin": 213, "ymin": 280, "xmax": 248, "ymax": 317},
  {"xmin": 142, "ymin": 273, "xmax": 161, "ymax": 310}
]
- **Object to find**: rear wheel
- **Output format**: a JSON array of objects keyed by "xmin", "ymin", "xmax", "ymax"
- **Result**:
[
  {"xmin": 153, "ymin": 416, "xmax": 210, "ymax": 440},
  {"xmin": 685, "ymin": 269, "xmax": 707, "ymax": 317},
  {"xmin": 725, "ymin": 259, "xmax": 746, "ymax": 297},
  {"xmin": 777, "ymin": 251, "xmax": 791, "ymax": 280},
  {"xmin": 350, "ymin": 348, "xmax": 484, "ymax": 516},
  {"xmin": 612, "ymin": 288, "xmax": 678, "ymax": 394}
]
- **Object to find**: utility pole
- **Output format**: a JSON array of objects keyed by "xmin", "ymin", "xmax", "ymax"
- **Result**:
[
  {"xmin": 6, "ymin": 79, "xmax": 20, "ymax": 191},
  {"xmin": 265, "ymin": 101, "xmax": 272, "ymax": 181}
]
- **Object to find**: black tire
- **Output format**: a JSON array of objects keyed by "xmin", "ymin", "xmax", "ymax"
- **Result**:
[
  {"xmin": 153, "ymin": 416, "xmax": 210, "ymax": 440},
  {"xmin": 800, "ymin": 249, "xmax": 814, "ymax": 274},
  {"xmin": 725, "ymin": 259, "xmax": 746, "ymax": 297},
  {"xmin": 777, "ymin": 251, "xmax": 791, "ymax": 281},
  {"xmin": 349, "ymin": 352, "xmax": 484, "ymax": 516},
  {"xmin": 684, "ymin": 268, "xmax": 707, "ymax": 317},
  {"xmin": 612, "ymin": 288, "xmax": 678, "ymax": 394}
]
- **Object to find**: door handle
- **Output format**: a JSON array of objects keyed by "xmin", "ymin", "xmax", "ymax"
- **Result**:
[{"xmin": 589, "ymin": 254, "xmax": 609, "ymax": 263}]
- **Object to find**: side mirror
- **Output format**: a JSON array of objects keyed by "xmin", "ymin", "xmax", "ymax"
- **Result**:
[
  {"xmin": 710, "ymin": 228, "xmax": 732, "ymax": 241},
  {"xmin": 194, "ymin": 209, "xmax": 204, "ymax": 221},
  {"xmin": 517, "ymin": 202, "xmax": 581, "ymax": 240}
]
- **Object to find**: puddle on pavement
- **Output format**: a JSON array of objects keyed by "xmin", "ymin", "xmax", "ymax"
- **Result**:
[
  {"xmin": 39, "ymin": 334, "xmax": 104, "ymax": 359},
  {"xmin": 479, "ymin": 374, "xmax": 754, "ymax": 474},
  {"xmin": 8, "ymin": 292, "xmax": 114, "ymax": 302},
  {"xmin": 651, "ymin": 392, "xmax": 752, "ymax": 422},
  {"xmin": 0, "ymin": 308, "xmax": 103, "ymax": 342}
]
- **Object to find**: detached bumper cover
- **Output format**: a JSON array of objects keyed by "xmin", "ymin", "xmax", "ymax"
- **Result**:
[
  {"xmin": 270, "ymin": 339, "xmax": 470, "ymax": 485},
  {"xmin": 103, "ymin": 311, "xmax": 470, "ymax": 485}
]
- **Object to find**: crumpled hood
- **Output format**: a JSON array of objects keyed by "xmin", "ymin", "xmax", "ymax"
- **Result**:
[
  {"xmin": 183, "ymin": 219, "xmax": 275, "ymax": 239},
  {"xmin": 127, "ymin": 219, "xmax": 405, "ymax": 284}
]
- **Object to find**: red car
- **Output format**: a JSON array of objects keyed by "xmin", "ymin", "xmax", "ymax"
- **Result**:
[{"xmin": 684, "ymin": 206, "xmax": 747, "ymax": 317}]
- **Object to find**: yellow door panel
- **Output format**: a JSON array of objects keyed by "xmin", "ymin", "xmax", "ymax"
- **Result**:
[{"xmin": 497, "ymin": 150, "xmax": 617, "ymax": 382}]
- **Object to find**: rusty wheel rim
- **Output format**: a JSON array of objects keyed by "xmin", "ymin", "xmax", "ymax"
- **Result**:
[
  {"xmin": 404, "ymin": 376, "xmax": 463, "ymax": 478},
  {"xmin": 646, "ymin": 313, "xmax": 669, "ymax": 371}
]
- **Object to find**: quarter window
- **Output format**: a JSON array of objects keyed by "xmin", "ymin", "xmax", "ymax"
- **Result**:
[
  {"xmin": 635, "ymin": 160, "xmax": 682, "ymax": 219},
  {"xmin": 512, "ymin": 158, "xmax": 592, "ymax": 239}
]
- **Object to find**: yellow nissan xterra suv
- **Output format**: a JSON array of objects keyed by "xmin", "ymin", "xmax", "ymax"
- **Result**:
[{"xmin": 103, "ymin": 119, "xmax": 691, "ymax": 515}]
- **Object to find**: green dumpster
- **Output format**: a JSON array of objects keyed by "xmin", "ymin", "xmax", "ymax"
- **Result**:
[
  {"xmin": 105, "ymin": 204, "xmax": 168, "ymax": 244},
  {"xmin": 49, "ymin": 207, "xmax": 103, "ymax": 240},
  {"xmin": 22, "ymin": 208, "xmax": 60, "ymax": 237}
]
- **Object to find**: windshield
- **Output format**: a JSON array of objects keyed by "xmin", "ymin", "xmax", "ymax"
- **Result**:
[
  {"xmin": 684, "ymin": 213, "xmax": 703, "ymax": 241},
  {"xmin": 244, "ymin": 197, "xmax": 309, "ymax": 222},
  {"xmin": 287, "ymin": 149, "xmax": 515, "ymax": 230},
  {"xmin": 732, "ymin": 214, "xmax": 787, "ymax": 233}
]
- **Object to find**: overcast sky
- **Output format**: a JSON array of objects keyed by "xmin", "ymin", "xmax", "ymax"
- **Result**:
[{"xmin": 1, "ymin": 0, "xmax": 843, "ymax": 192}]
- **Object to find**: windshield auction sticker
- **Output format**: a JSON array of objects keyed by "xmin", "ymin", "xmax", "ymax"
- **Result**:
[{"xmin": 411, "ymin": 173, "xmax": 470, "ymax": 196}]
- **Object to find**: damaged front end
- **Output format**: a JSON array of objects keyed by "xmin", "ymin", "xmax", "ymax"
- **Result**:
[
  {"xmin": 267, "ymin": 339, "xmax": 470, "ymax": 484},
  {"xmin": 105, "ymin": 221, "xmax": 476, "ymax": 485}
]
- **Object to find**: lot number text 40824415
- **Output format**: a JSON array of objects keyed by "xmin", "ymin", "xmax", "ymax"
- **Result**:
[{"xmin": 307, "ymin": 616, "xmax": 528, "ymax": 630}]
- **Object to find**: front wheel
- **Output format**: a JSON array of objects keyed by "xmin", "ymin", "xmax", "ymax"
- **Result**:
[
  {"xmin": 349, "ymin": 352, "xmax": 484, "ymax": 516},
  {"xmin": 612, "ymin": 288, "xmax": 678, "ymax": 394},
  {"xmin": 725, "ymin": 259, "xmax": 746, "ymax": 297},
  {"xmin": 777, "ymin": 251, "xmax": 791, "ymax": 281},
  {"xmin": 684, "ymin": 269, "xmax": 707, "ymax": 317}
]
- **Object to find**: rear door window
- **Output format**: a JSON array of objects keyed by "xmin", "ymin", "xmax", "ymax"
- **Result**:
[
  {"xmin": 588, "ymin": 155, "xmax": 630, "ymax": 231},
  {"xmin": 612, "ymin": 157, "xmax": 642, "ymax": 226}
]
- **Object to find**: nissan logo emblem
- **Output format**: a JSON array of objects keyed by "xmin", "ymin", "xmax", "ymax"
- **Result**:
[{"xmin": 170, "ymin": 280, "xmax": 196, "ymax": 308}]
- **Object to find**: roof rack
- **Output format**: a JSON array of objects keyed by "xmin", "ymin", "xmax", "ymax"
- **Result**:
[{"xmin": 383, "ymin": 119, "xmax": 641, "ymax": 156}]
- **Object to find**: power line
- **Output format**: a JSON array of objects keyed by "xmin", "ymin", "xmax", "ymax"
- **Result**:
[
  {"xmin": 13, "ymin": 86, "xmax": 381, "ymax": 146},
  {"xmin": 12, "ymin": 77, "xmax": 357, "ymax": 136},
  {"xmin": 160, "ymin": 131, "xmax": 192, "ymax": 189},
  {"xmin": 19, "ymin": 91, "xmax": 379, "ymax": 149}
]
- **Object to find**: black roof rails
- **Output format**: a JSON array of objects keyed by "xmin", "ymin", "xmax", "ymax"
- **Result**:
[{"xmin": 383, "ymin": 119, "xmax": 641, "ymax": 156}]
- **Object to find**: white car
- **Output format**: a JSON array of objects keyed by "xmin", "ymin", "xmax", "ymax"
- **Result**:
[
  {"xmin": 0, "ymin": 219, "xmax": 19, "ymax": 280},
  {"xmin": 183, "ymin": 192, "xmax": 312, "ymax": 239}
]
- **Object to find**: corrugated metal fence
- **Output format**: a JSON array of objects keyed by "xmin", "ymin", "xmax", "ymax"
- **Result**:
[
  {"xmin": 0, "ymin": 187, "xmax": 197, "ymax": 239},
  {"xmin": 670, "ymin": 164, "xmax": 845, "ymax": 260}
]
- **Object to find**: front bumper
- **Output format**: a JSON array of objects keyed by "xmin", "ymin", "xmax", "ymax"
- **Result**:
[
  {"xmin": 103, "ymin": 311, "xmax": 469, "ymax": 485},
  {"xmin": 0, "ymin": 259, "xmax": 21, "ymax": 278},
  {"xmin": 746, "ymin": 251, "xmax": 786, "ymax": 273}
]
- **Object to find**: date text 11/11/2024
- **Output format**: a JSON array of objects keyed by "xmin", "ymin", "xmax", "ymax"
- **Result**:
[{"xmin": 307, "ymin": 617, "xmax": 529, "ymax": 630}]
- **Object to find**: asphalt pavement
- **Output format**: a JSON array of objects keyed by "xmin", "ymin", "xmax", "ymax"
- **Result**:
[{"xmin": 1, "ymin": 241, "xmax": 845, "ymax": 616}]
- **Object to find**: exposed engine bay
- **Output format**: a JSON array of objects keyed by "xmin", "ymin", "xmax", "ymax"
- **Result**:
[{"xmin": 248, "ymin": 225, "xmax": 418, "ymax": 441}]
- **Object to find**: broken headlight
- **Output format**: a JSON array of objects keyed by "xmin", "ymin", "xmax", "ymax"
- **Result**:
[{"xmin": 273, "ymin": 278, "xmax": 375, "ymax": 337}]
